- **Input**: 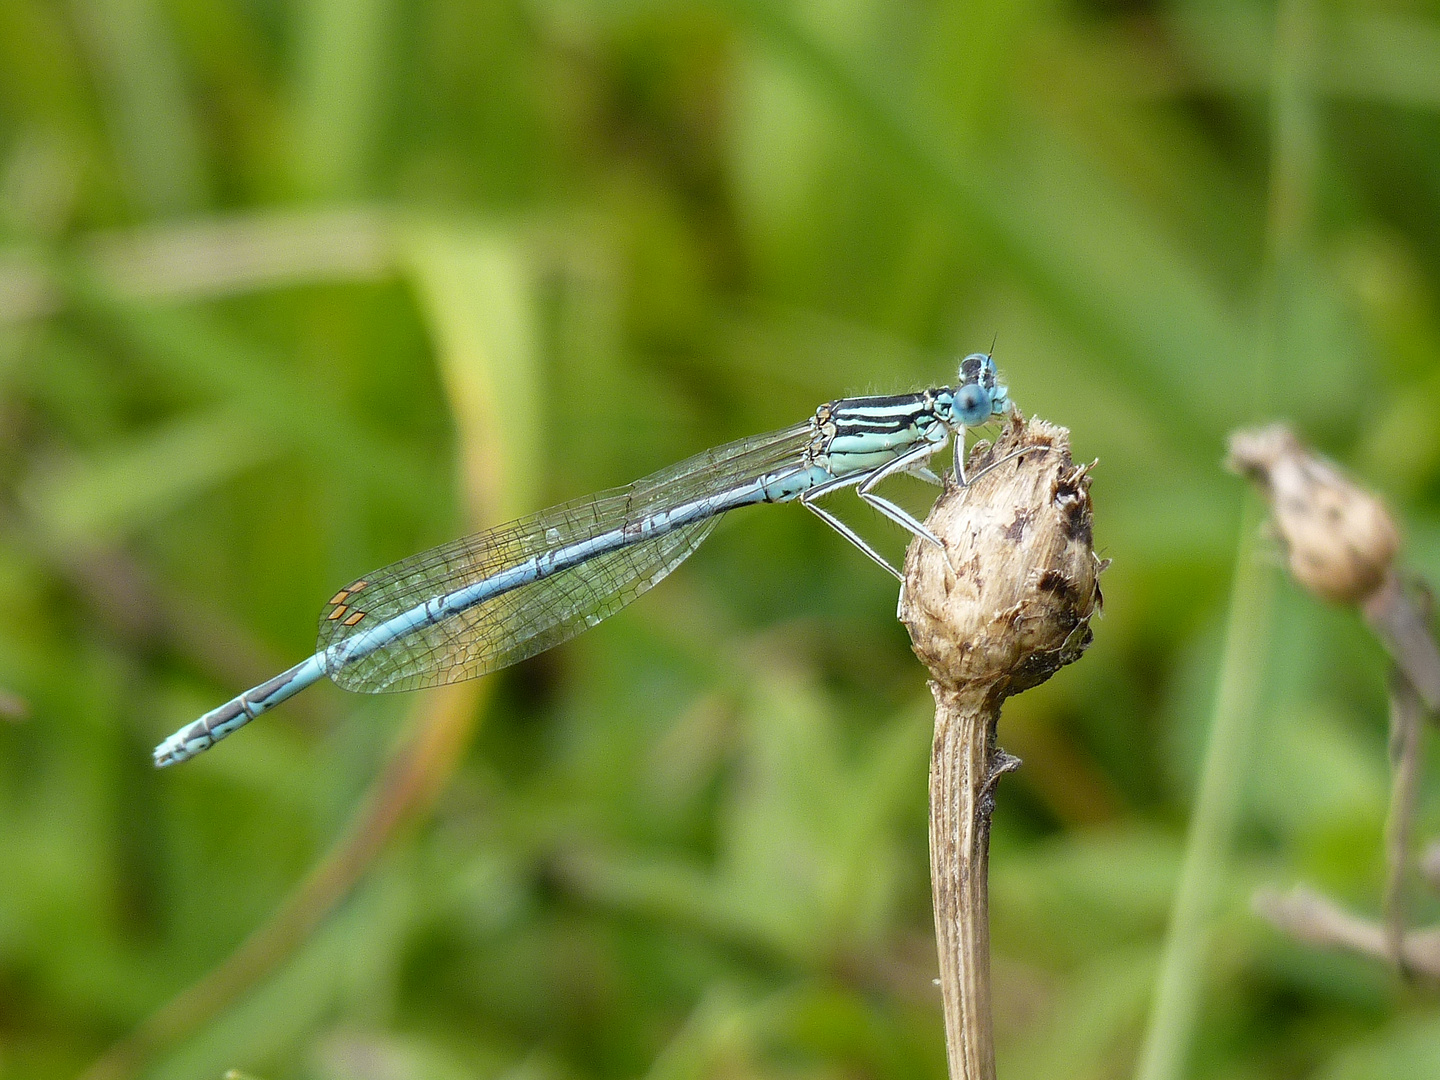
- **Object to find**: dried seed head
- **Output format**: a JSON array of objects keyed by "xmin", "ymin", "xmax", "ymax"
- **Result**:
[
  {"xmin": 899, "ymin": 415, "xmax": 1104, "ymax": 699},
  {"xmin": 1228, "ymin": 424, "xmax": 1399, "ymax": 606}
]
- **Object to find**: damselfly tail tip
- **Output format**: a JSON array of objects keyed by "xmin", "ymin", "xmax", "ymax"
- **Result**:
[{"xmin": 152, "ymin": 730, "xmax": 195, "ymax": 767}]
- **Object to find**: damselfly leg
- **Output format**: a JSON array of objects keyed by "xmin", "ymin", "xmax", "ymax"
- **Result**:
[
  {"xmin": 959, "ymin": 445, "xmax": 1051, "ymax": 488},
  {"xmin": 800, "ymin": 470, "xmax": 903, "ymax": 580},
  {"xmin": 856, "ymin": 439, "xmax": 950, "ymax": 553},
  {"xmin": 912, "ymin": 466, "xmax": 944, "ymax": 487}
]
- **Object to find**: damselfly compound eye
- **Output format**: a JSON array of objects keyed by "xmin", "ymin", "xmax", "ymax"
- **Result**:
[{"xmin": 956, "ymin": 383, "xmax": 992, "ymax": 426}]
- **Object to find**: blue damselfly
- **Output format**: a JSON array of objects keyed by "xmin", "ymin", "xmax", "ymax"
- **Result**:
[{"xmin": 154, "ymin": 353, "xmax": 1013, "ymax": 766}]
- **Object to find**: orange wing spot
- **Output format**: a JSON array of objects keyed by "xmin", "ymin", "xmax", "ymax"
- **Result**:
[
  {"xmin": 327, "ymin": 605, "xmax": 348, "ymax": 621},
  {"xmin": 342, "ymin": 609, "xmax": 367, "ymax": 626},
  {"xmin": 349, "ymin": 580, "xmax": 369, "ymax": 593},
  {"xmin": 329, "ymin": 590, "xmax": 350, "ymax": 605}
]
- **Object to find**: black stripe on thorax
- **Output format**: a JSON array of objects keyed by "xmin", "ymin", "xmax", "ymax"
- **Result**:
[{"xmin": 829, "ymin": 393, "xmax": 933, "ymax": 436}]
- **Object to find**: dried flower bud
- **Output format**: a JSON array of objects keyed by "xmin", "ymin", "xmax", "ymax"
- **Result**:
[
  {"xmin": 1228, "ymin": 424, "xmax": 1399, "ymax": 606},
  {"xmin": 900, "ymin": 415, "xmax": 1104, "ymax": 698},
  {"xmin": 898, "ymin": 414, "xmax": 1103, "ymax": 1080}
]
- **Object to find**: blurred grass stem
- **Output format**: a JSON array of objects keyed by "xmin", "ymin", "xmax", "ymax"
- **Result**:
[
  {"xmin": 1256, "ymin": 0, "xmax": 1318, "ymax": 408},
  {"xmin": 1135, "ymin": 0, "xmax": 1313, "ymax": 1074},
  {"xmin": 1133, "ymin": 505, "xmax": 1275, "ymax": 1080},
  {"xmin": 294, "ymin": 0, "xmax": 391, "ymax": 197},
  {"xmin": 0, "ymin": 208, "xmax": 392, "ymax": 323},
  {"xmin": 70, "ymin": 0, "xmax": 207, "ymax": 216}
]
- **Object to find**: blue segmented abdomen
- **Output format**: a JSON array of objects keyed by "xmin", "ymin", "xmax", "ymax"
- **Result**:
[
  {"xmin": 153, "ymin": 653, "xmax": 327, "ymax": 766},
  {"xmin": 315, "ymin": 422, "xmax": 823, "ymax": 693}
]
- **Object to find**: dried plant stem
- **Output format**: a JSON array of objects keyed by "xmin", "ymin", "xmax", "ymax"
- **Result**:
[
  {"xmin": 1365, "ymin": 575, "xmax": 1440, "ymax": 713},
  {"xmin": 929, "ymin": 687, "xmax": 1018, "ymax": 1080},
  {"xmin": 1384, "ymin": 668, "xmax": 1426, "ymax": 971},
  {"xmin": 0, "ymin": 207, "xmax": 393, "ymax": 322}
]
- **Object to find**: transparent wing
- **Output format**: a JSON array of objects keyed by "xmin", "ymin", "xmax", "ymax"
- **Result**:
[{"xmin": 319, "ymin": 422, "xmax": 817, "ymax": 693}]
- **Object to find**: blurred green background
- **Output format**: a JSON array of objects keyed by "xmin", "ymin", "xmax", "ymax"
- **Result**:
[{"xmin": 3, "ymin": 0, "xmax": 1440, "ymax": 1077}]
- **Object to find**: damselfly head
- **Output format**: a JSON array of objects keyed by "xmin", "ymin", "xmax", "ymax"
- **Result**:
[{"xmin": 951, "ymin": 352, "xmax": 1011, "ymax": 426}]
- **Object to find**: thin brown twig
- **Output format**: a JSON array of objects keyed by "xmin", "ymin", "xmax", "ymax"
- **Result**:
[
  {"xmin": 1384, "ymin": 666, "xmax": 1426, "ymax": 973},
  {"xmin": 1364, "ymin": 575, "xmax": 1440, "ymax": 714},
  {"xmin": 1255, "ymin": 885, "xmax": 1440, "ymax": 980}
]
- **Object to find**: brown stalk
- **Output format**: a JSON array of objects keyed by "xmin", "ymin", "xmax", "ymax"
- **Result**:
[
  {"xmin": 1255, "ymin": 885, "xmax": 1440, "ymax": 981},
  {"xmin": 899, "ymin": 415, "xmax": 1104, "ymax": 1080},
  {"xmin": 1384, "ymin": 667, "xmax": 1427, "ymax": 972},
  {"xmin": 1365, "ymin": 576, "xmax": 1440, "ymax": 715}
]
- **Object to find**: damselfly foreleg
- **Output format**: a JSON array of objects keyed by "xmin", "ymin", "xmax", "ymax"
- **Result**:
[{"xmin": 958, "ymin": 445, "xmax": 1052, "ymax": 488}]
